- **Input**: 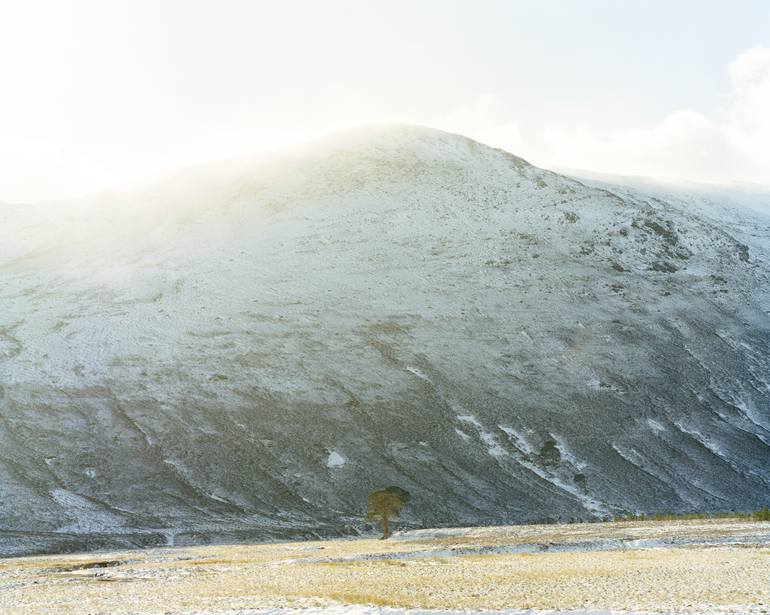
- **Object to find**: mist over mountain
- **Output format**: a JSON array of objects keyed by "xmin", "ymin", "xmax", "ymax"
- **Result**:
[{"xmin": 1, "ymin": 125, "xmax": 769, "ymax": 556}]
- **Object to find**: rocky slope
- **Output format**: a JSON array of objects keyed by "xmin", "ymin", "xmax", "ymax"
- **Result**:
[{"xmin": 1, "ymin": 125, "xmax": 769, "ymax": 555}]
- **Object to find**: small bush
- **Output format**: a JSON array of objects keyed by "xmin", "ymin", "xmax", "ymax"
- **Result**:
[
  {"xmin": 611, "ymin": 507, "xmax": 770, "ymax": 522},
  {"xmin": 752, "ymin": 506, "xmax": 770, "ymax": 521}
]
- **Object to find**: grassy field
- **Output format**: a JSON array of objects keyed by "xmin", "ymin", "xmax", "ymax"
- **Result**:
[{"xmin": 0, "ymin": 518, "xmax": 768, "ymax": 614}]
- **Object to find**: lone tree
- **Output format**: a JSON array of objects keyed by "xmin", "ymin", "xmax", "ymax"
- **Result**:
[{"xmin": 366, "ymin": 486, "xmax": 410, "ymax": 539}]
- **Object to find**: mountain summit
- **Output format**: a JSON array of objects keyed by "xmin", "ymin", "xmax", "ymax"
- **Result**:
[{"xmin": 1, "ymin": 126, "xmax": 769, "ymax": 555}]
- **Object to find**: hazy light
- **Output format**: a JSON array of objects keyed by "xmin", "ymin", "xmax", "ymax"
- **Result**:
[{"xmin": 1, "ymin": 0, "xmax": 769, "ymax": 202}]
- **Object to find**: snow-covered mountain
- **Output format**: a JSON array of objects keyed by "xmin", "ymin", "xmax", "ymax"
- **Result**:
[{"xmin": 1, "ymin": 125, "xmax": 769, "ymax": 555}]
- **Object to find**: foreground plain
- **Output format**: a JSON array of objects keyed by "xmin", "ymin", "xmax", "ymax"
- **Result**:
[{"xmin": 1, "ymin": 519, "xmax": 768, "ymax": 614}]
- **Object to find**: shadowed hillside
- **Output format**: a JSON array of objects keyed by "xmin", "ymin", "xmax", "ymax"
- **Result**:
[{"xmin": 1, "ymin": 125, "xmax": 769, "ymax": 555}]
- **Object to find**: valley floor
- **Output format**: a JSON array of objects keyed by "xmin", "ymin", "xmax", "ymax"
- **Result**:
[{"xmin": 0, "ymin": 519, "xmax": 768, "ymax": 614}]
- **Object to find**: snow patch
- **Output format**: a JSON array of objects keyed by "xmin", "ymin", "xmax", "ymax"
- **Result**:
[
  {"xmin": 674, "ymin": 422, "xmax": 730, "ymax": 459},
  {"xmin": 612, "ymin": 443, "xmax": 646, "ymax": 468},
  {"xmin": 646, "ymin": 418, "xmax": 666, "ymax": 433},
  {"xmin": 457, "ymin": 415, "xmax": 506, "ymax": 458},
  {"xmin": 162, "ymin": 529, "xmax": 178, "ymax": 546},
  {"xmin": 498, "ymin": 426, "xmax": 537, "ymax": 455},
  {"xmin": 456, "ymin": 414, "xmax": 481, "ymax": 427},
  {"xmin": 551, "ymin": 434, "xmax": 587, "ymax": 470},
  {"xmin": 405, "ymin": 366, "xmax": 430, "ymax": 382},
  {"xmin": 496, "ymin": 434, "xmax": 606, "ymax": 515},
  {"xmin": 481, "ymin": 435, "xmax": 507, "ymax": 458},
  {"xmin": 326, "ymin": 451, "xmax": 347, "ymax": 468}
]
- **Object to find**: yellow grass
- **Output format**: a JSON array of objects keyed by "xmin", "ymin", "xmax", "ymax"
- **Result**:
[{"xmin": 0, "ymin": 519, "xmax": 768, "ymax": 614}]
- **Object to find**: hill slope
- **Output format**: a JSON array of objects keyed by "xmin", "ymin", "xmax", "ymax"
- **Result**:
[{"xmin": 1, "ymin": 125, "xmax": 769, "ymax": 555}]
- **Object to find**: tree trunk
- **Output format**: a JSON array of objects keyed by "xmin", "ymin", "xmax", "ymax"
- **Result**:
[{"xmin": 381, "ymin": 512, "xmax": 390, "ymax": 539}]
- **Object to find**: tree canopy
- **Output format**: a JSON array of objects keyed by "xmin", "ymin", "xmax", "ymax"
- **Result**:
[{"xmin": 366, "ymin": 486, "xmax": 410, "ymax": 539}]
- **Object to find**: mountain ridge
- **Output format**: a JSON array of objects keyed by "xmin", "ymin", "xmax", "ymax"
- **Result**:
[{"xmin": 1, "ymin": 125, "xmax": 769, "ymax": 556}]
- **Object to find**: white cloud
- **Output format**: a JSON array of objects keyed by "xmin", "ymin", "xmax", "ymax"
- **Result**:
[
  {"xmin": 440, "ymin": 46, "xmax": 770, "ymax": 187},
  {"xmin": 4, "ymin": 42, "xmax": 770, "ymax": 202},
  {"xmin": 432, "ymin": 93, "xmax": 529, "ymax": 157}
]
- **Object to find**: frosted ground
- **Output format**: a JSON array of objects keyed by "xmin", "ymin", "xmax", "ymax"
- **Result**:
[
  {"xmin": 1, "ymin": 125, "xmax": 769, "ymax": 554},
  {"xmin": 0, "ymin": 519, "xmax": 767, "ymax": 614}
]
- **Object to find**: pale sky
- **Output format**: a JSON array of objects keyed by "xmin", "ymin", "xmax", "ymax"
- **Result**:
[{"xmin": 1, "ymin": 0, "xmax": 769, "ymax": 203}]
